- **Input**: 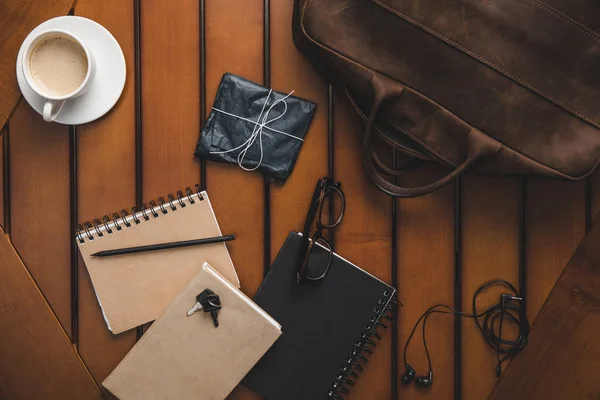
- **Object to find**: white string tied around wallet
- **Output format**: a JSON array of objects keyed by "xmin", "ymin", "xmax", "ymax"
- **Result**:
[{"xmin": 209, "ymin": 89, "xmax": 303, "ymax": 171}]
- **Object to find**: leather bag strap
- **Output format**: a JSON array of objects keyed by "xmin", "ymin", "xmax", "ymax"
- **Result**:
[
  {"xmin": 362, "ymin": 72, "xmax": 502, "ymax": 197},
  {"xmin": 370, "ymin": 147, "xmax": 424, "ymax": 176}
]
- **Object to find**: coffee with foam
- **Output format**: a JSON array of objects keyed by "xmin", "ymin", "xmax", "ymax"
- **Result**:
[{"xmin": 29, "ymin": 35, "xmax": 88, "ymax": 97}]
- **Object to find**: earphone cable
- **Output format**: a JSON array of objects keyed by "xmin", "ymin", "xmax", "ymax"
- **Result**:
[{"xmin": 403, "ymin": 279, "xmax": 529, "ymax": 379}]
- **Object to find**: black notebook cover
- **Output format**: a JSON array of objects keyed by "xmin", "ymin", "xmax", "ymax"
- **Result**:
[{"xmin": 243, "ymin": 232, "xmax": 396, "ymax": 399}]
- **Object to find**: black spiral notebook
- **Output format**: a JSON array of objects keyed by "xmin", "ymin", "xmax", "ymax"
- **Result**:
[{"xmin": 243, "ymin": 232, "xmax": 396, "ymax": 399}]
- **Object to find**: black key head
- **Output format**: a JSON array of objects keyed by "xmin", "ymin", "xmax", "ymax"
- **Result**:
[{"xmin": 197, "ymin": 288, "xmax": 221, "ymax": 328}]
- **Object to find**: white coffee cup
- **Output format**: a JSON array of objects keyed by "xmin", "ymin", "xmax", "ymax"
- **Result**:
[{"xmin": 21, "ymin": 29, "xmax": 96, "ymax": 122}]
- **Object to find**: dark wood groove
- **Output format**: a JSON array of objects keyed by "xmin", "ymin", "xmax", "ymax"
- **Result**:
[
  {"xmin": 2, "ymin": 125, "xmax": 10, "ymax": 236},
  {"xmin": 199, "ymin": 0, "xmax": 207, "ymax": 191},
  {"xmin": 263, "ymin": 182, "xmax": 271, "ymax": 276},
  {"xmin": 134, "ymin": 0, "xmax": 144, "ymax": 341},
  {"xmin": 328, "ymin": 85, "xmax": 334, "ymax": 181},
  {"xmin": 454, "ymin": 178, "xmax": 462, "ymax": 400},
  {"xmin": 69, "ymin": 125, "xmax": 78, "ymax": 346},
  {"xmin": 328, "ymin": 84, "xmax": 335, "ymax": 248},
  {"xmin": 391, "ymin": 151, "xmax": 399, "ymax": 400},
  {"xmin": 0, "ymin": 98, "xmax": 23, "ymax": 135},
  {"xmin": 263, "ymin": 0, "xmax": 271, "ymax": 276},
  {"xmin": 67, "ymin": 7, "xmax": 76, "ymax": 344},
  {"xmin": 69, "ymin": 0, "xmax": 79, "ymax": 15},
  {"xmin": 518, "ymin": 178, "xmax": 527, "ymax": 311}
]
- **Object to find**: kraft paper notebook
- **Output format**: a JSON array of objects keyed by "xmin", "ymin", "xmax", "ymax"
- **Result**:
[
  {"xmin": 76, "ymin": 187, "xmax": 239, "ymax": 334},
  {"xmin": 103, "ymin": 263, "xmax": 281, "ymax": 400},
  {"xmin": 243, "ymin": 232, "xmax": 397, "ymax": 399}
]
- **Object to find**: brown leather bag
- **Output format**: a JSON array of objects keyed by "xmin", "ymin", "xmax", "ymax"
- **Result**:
[{"xmin": 293, "ymin": 0, "xmax": 600, "ymax": 197}]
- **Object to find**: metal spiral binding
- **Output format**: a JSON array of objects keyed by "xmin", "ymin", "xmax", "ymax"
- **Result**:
[
  {"xmin": 326, "ymin": 290, "xmax": 397, "ymax": 400},
  {"xmin": 75, "ymin": 185, "xmax": 204, "ymax": 243}
]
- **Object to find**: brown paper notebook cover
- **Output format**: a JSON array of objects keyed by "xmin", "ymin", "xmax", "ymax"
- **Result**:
[
  {"xmin": 103, "ymin": 263, "xmax": 281, "ymax": 400},
  {"xmin": 77, "ymin": 190, "xmax": 239, "ymax": 334},
  {"xmin": 488, "ymin": 216, "xmax": 600, "ymax": 399}
]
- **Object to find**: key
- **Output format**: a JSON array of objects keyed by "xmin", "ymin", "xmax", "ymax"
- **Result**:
[
  {"xmin": 198, "ymin": 289, "xmax": 221, "ymax": 327},
  {"xmin": 186, "ymin": 301, "xmax": 203, "ymax": 316},
  {"xmin": 186, "ymin": 288, "xmax": 222, "ymax": 327},
  {"xmin": 207, "ymin": 307, "xmax": 220, "ymax": 327}
]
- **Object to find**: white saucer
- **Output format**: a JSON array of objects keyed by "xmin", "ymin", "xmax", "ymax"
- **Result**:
[{"xmin": 16, "ymin": 16, "xmax": 126, "ymax": 125}]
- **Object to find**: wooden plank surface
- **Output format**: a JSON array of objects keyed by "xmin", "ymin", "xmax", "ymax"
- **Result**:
[
  {"xmin": 138, "ymin": 0, "xmax": 202, "ymax": 338},
  {"xmin": 2, "ymin": 2, "xmax": 598, "ymax": 399},
  {"xmin": 397, "ymin": 168, "xmax": 455, "ymax": 399},
  {"xmin": 270, "ymin": 0, "xmax": 328, "ymax": 264},
  {"xmin": 74, "ymin": 0, "xmax": 137, "ymax": 386},
  {"xmin": 489, "ymin": 214, "xmax": 600, "ymax": 400},
  {"xmin": 205, "ymin": 0, "xmax": 264, "ymax": 299},
  {"xmin": 461, "ymin": 177, "xmax": 519, "ymax": 400},
  {"xmin": 141, "ymin": 0, "xmax": 201, "ymax": 197},
  {"xmin": 0, "ymin": 0, "xmax": 74, "ymax": 129},
  {"xmin": 8, "ymin": 103, "xmax": 72, "ymax": 337},
  {"xmin": 0, "ymin": 227, "xmax": 102, "ymax": 400},
  {"xmin": 334, "ymin": 92, "xmax": 393, "ymax": 399},
  {"xmin": 526, "ymin": 181, "xmax": 585, "ymax": 319},
  {"xmin": 204, "ymin": 2, "xmax": 264, "ymax": 399}
]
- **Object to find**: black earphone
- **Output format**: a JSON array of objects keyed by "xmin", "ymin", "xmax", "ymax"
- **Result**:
[
  {"xmin": 400, "ymin": 364, "xmax": 415, "ymax": 384},
  {"xmin": 401, "ymin": 364, "xmax": 433, "ymax": 387},
  {"xmin": 401, "ymin": 279, "xmax": 529, "ymax": 389},
  {"xmin": 415, "ymin": 371, "xmax": 433, "ymax": 387}
]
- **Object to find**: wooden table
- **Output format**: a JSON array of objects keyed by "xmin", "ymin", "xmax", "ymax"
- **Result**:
[{"xmin": 0, "ymin": 1, "xmax": 595, "ymax": 399}]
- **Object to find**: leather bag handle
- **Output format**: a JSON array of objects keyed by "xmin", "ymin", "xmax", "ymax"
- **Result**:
[{"xmin": 362, "ymin": 72, "xmax": 502, "ymax": 197}]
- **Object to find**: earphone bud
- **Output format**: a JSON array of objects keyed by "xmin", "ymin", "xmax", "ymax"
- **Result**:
[
  {"xmin": 400, "ymin": 364, "xmax": 415, "ymax": 384},
  {"xmin": 401, "ymin": 364, "xmax": 432, "ymax": 388},
  {"xmin": 415, "ymin": 371, "xmax": 433, "ymax": 387}
]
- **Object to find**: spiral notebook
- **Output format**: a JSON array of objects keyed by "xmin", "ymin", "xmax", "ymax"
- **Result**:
[
  {"xmin": 76, "ymin": 187, "xmax": 239, "ymax": 334},
  {"xmin": 103, "ymin": 263, "xmax": 281, "ymax": 400},
  {"xmin": 243, "ymin": 232, "xmax": 396, "ymax": 399}
]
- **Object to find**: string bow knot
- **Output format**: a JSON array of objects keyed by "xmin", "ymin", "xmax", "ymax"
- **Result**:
[{"xmin": 210, "ymin": 89, "xmax": 302, "ymax": 171}]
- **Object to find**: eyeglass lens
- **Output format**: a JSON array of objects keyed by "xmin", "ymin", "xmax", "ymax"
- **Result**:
[
  {"xmin": 302, "ymin": 235, "xmax": 333, "ymax": 281},
  {"xmin": 318, "ymin": 185, "xmax": 345, "ymax": 229}
]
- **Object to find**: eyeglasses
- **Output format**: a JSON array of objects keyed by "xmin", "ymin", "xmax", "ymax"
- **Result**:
[{"xmin": 296, "ymin": 177, "xmax": 346, "ymax": 283}]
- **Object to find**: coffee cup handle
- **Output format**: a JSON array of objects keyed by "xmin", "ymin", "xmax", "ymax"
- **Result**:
[{"xmin": 43, "ymin": 100, "xmax": 66, "ymax": 122}]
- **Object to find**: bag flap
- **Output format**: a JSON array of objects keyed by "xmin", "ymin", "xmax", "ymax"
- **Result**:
[{"xmin": 373, "ymin": 0, "xmax": 600, "ymax": 128}]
